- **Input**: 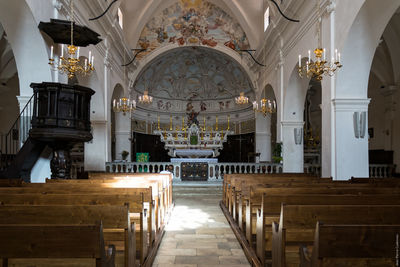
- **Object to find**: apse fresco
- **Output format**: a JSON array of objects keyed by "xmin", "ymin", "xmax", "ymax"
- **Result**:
[
  {"xmin": 132, "ymin": 47, "xmax": 253, "ymax": 102},
  {"xmin": 137, "ymin": 0, "xmax": 250, "ymax": 59}
]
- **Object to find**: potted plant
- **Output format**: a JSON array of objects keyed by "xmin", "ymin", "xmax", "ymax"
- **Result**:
[
  {"xmin": 121, "ymin": 150, "xmax": 129, "ymax": 161},
  {"xmin": 272, "ymin": 142, "xmax": 283, "ymax": 163}
]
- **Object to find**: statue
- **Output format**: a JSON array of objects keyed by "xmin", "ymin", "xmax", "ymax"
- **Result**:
[{"xmin": 186, "ymin": 102, "xmax": 200, "ymax": 125}]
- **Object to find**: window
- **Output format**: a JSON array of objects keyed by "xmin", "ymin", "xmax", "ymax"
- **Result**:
[
  {"xmin": 117, "ymin": 8, "xmax": 123, "ymax": 29},
  {"xmin": 264, "ymin": 7, "xmax": 270, "ymax": 32}
]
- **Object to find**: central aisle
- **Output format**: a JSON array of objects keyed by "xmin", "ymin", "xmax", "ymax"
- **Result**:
[{"xmin": 153, "ymin": 184, "xmax": 250, "ymax": 267}]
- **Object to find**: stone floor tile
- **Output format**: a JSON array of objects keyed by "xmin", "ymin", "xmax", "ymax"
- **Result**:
[
  {"xmin": 175, "ymin": 256, "xmax": 220, "ymax": 265},
  {"xmin": 158, "ymin": 248, "xmax": 197, "ymax": 256}
]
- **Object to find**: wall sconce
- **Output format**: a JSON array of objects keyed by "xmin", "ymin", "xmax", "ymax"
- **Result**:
[
  {"xmin": 353, "ymin": 111, "xmax": 367, "ymax": 139},
  {"xmin": 294, "ymin": 128, "xmax": 303, "ymax": 145}
]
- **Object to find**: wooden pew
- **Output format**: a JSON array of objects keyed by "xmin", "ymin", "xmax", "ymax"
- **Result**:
[
  {"xmin": 0, "ymin": 179, "xmax": 22, "ymax": 187},
  {"xmin": 0, "ymin": 222, "xmax": 115, "ymax": 267},
  {"xmin": 300, "ymin": 223, "xmax": 400, "ymax": 267},
  {"xmin": 223, "ymin": 173, "xmax": 316, "ymax": 208},
  {"xmin": 44, "ymin": 176, "xmax": 170, "ymax": 229},
  {"xmin": 0, "ymin": 184, "xmax": 158, "ymax": 245},
  {"xmin": 245, "ymin": 185, "xmax": 400, "ymax": 247},
  {"xmin": 0, "ymin": 205, "xmax": 135, "ymax": 267},
  {"xmin": 271, "ymin": 204, "xmax": 400, "ymax": 267},
  {"xmin": 0, "ymin": 193, "xmax": 150, "ymax": 265}
]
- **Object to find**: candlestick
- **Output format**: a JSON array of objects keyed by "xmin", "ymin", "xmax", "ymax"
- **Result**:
[
  {"xmin": 216, "ymin": 116, "xmax": 218, "ymax": 131},
  {"xmin": 182, "ymin": 116, "xmax": 184, "ymax": 131},
  {"xmin": 203, "ymin": 116, "xmax": 206, "ymax": 131},
  {"xmin": 169, "ymin": 115, "xmax": 172, "ymax": 131},
  {"xmin": 157, "ymin": 115, "xmax": 160, "ymax": 130},
  {"xmin": 227, "ymin": 115, "xmax": 230, "ymax": 130},
  {"xmin": 50, "ymin": 46, "xmax": 54, "ymax": 60}
]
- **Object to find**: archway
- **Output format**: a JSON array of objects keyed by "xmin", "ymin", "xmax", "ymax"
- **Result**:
[
  {"xmin": 367, "ymin": 8, "xmax": 400, "ymax": 177},
  {"xmin": 333, "ymin": 0, "xmax": 400, "ymax": 179},
  {"xmin": 255, "ymin": 84, "xmax": 277, "ymax": 163},
  {"xmin": 282, "ymin": 59, "xmax": 310, "ymax": 172}
]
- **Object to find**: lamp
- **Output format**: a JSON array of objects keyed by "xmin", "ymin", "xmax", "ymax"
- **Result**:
[
  {"xmin": 353, "ymin": 111, "xmax": 367, "ymax": 139},
  {"xmin": 253, "ymin": 93, "xmax": 276, "ymax": 116},
  {"xmin": 235, "ymin": 92, "xmax": 249, "ymax": 105},
  {"xmin": 113, "ymin": 97, "xmax": 136, "ymax": 115},
  {"xmin": 298, "ymin": 0, "xmax": 342, "ymax": 81},
  {"xmin": 294, "ymin": 128, "xmax": 303, "ymax": 145},
  {"xmin": 138, "ymin": 90, "xmax": 153, "ymax": 105},
  {"xmin": 48, "ymin": 0, "xmax": 94, "ymax": 79}
]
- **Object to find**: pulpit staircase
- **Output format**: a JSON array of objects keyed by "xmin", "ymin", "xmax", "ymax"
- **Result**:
[{"xmin": 0, "ymin": 95, "xmax": 46, "ymax": 180}]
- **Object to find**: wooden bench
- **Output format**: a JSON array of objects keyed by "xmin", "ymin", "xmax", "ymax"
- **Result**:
[
  {"xmin": 0, "ymin": 193, "xmax": 150, "ymax": 265},
  {"xmin": 245, "ymin": 185, "xmax": 400, "ymax": 247},
  {"xmin": 0, "ymin": 179, "xmax": 22, "ymax": 187},
  {"xmin": 0, "ymin": 222, "xmax": 115, "ymax": 267},
  {"xmin": 0, "ymin": 205, "xmax": 135, "ymax": 267},
  {"xmin": 271, "ymin": 204, "xmax": 400, "ymax": 267},
  {"xmin": 300, "ymin": 222, "xmax": 400, "ymax": 267}
]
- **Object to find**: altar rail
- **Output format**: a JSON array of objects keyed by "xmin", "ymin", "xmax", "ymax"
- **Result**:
[
  {"xmin": 106, "ymin": 162, "xmax": 284, "ymax": 180},
  {"xmin": 104, "ymin": 162, "xmax": 396, "ymax": 179}
]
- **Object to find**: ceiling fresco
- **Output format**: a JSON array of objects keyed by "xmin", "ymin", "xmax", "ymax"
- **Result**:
[
  {"xmin": 132, "ymin": 46, "xmax": 253, "ymax": 102},
  {"xmin": 136, "ymin": 0, "xmax": 250, "ymax": 60}
]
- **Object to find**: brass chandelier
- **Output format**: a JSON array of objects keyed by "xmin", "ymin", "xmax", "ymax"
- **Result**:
[
  {"xmin": 298, "ymin": 0, "xmax": 342, "ymax": 81},
  {"xmin": 235, "ymin": 92, "xmax": 249, "ymax": 105},
  {"xmin": 253, "ymin": 98, "xmax": 277, "ymax": 116},
  {"xmin": 48, "ymin": 0, "xmax": 94, "ymax": 79},
  {"xmin": 113, "ymin": 97, "xmax": 136, "ymax": 115},
  {"xmin": 138, "ymin": 90, "xmax": 153, "ymax": 105}
]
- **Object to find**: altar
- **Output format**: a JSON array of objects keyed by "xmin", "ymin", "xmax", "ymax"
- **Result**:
[{"xmin": 154, "ymin": 122, "xmax": 232, "ymax": 181}]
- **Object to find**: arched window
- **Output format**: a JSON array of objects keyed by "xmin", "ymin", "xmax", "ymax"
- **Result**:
[
  {"xmin": 264, "ymin": 7, "xmax": 270, "ymax": 32},
  {"xmin": 117, "ymin": 7, "xmax": 123, "ymax": 29}
]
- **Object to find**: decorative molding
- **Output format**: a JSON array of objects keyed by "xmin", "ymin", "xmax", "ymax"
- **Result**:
[
  {"xmin": 332, "ymin": 98, "xmax": 371, "ymax": 112},
  {"xmin": 281, "ymin": 121, "xmax": 305, "ymax": 127}
]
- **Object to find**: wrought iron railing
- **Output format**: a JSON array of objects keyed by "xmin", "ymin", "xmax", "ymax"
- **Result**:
[{"xmin": 0, "ymin": 95, "xmax": 34, "ymax": 170}]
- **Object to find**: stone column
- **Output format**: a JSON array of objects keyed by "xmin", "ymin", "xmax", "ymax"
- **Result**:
[
  {"xmin": 114, "ymin": 111, "xmax": 132, "ymax": 161},
  {"xmin": 255, "ymin": 112, "xmax": 272, "ymax": 162},
  {"xmin": 333, "ymin": 99, "xmax": 370, "ymax": 180},
  {"xmin": 381, "ymin": 85, "xmax": 398, "ymax": 151},
  {"xmin": 282, "ymin": 121, "xmax": 304, "ymax": 172}
]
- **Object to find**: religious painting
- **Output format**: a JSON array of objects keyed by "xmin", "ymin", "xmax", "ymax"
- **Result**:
[{"xmin": 137, "ymin": 0, "xmax": 250, "ymax": 60}]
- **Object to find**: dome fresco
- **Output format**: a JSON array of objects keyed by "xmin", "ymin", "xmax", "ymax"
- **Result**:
[
  {"xmin": 132, "ymin": 46, "xmax": 253, "ymax": 102},
  {"xmin": 136, "ymin": 0, "xmax": 250, "ymax": 60}
]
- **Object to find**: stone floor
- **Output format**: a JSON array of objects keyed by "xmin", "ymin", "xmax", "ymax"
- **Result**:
[{"xmin": 152, "ymin": 184, "xmax": 251, "ymax": 267}]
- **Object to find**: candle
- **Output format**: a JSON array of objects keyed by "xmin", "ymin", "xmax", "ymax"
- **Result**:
[
  {"xmin": 338, "ymin": 52, "xmax": 341, "ymax": 62},
  {"xmin": 84, "ymin": 58, "xmax": 88, "ymax": 70},
  {"xmin": 91, "ymin": 56, "xmax": 94, "ymax": 66},
  {"xmin": 335, "ymin": 49, "xmax": 338, "ymax": 62},
  {"xmin": 323, "ymin": 48, "xmax": 326, "ymax": 61},
  {"xmin": 306, "ymin": 61, "xmax": 309, "ymax": 72},
  {"xmin": 308, "ymin": 50, "xmax": 311, "ymax": 61},
  {"xmin": 227, "ymin": 115, "xmax": 230, "ymax": 130},
  {"xmin": 169, "ymin": 115, "xmax": 172, "ymax": 130},
  {"xmin": 76, "ymin": 47, "xmax": 80, "ymax": 58},
  {"xmin": 50, "ymin": 46, "xmax": 54, "ymax": 60},
  {"xmin": 216, "ymin": 116, "xmax": 218, "ymax": 131},
  {"xmin": 88, "ymin": 51, "xmax": 91, "ymax": 64},
  {"xmin": 298, "ymin": 55, "xmax": 301, "ymax": 67},
  {"xmin": 61, "ymin": 44, "xmax": 64, "ymax": 58}
]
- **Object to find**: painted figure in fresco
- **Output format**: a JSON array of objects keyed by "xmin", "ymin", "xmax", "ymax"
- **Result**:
[
  {"xmin": 186, "ymin": 102, "xmax": 200, "ymax": 125},
  {"xmin": 200, "ymin": 101, "xmax": 207, "ymax": 111}
]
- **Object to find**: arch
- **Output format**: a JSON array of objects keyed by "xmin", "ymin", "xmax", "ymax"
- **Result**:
[
  {"xmin": 283, "ymin": 58, "xmax": 310, "ymax": 122},
  {"xmin": 336, "ymin": 0, "xmax": 400, "ymax": 98},
  {"xmin": 123, "ymin": 0, "xmax": 258, "ymax": 50},
  {"xmin": 0, "ymin": 0, "xmax": 52, "ymax": 96},
  {"xmin": 130, "ymin": 44, "xmax": 257, "ymax": 93}
]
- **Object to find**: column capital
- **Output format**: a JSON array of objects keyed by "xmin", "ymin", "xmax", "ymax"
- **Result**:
[
  {"xmin": 16, "ymin": 95, "xmax": 32, "ymax": 113},
  {"xmin": 326, "ymin": 0, "xmax": 336, "ymax": 14},
  {"xmin": 332, "ymin": 98, "xmax": 370, "ymax": 112}
]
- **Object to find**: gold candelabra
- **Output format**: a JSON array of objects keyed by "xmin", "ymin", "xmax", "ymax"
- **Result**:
[
  {"xmin": 298, "ymin": 48, "xmax": 342, "ymax": 81},
  {"xmin": 235, "ymin": 92, "xmax": 249, "ymax": 105},
  {"xmin": 48, "ymin": 0, "xmax": 94, "ymax": 79},
  {"xmin": 138, "ymin": 90, "xmax": 153, "ymax": 105},
  {"xmin": 112, "ymin": 97, "xmax": 136, "ymax": 115},
  {"xmin": 253, "ymin": 98, "xmax": 276, "ymax": 116}
]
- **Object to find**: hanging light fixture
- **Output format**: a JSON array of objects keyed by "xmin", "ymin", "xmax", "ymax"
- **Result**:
[
  {"xmin": 235, "ymin": 92, "xmax": 249, "ymax": 105},
  {"xmin": 298, "ymin": 0, "xmax": 342, "ymax": 81},
  {"xmin": 253, "ymin": 98, "xmax": 276, "ymax": 116},
  {"xmin": 113, "ymin": 97, "xmax": 136, "ymax": 115},
  {"xmin": 138, "ymin": 90, "xmax": 153, "ymax": 105},
  {"xmin": 48, "ymin": 0, "xmax": 94, "ymax": 79}
]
